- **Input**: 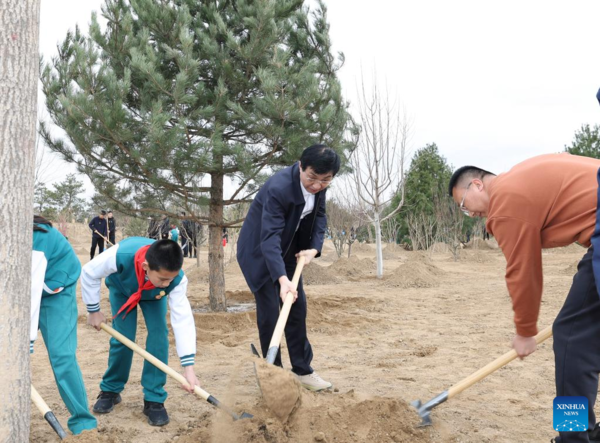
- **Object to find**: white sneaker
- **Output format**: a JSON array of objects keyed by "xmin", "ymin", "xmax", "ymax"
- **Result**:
[{"xmin": 295, "ymin": 372, "xmax": 332, "ymax": 391}]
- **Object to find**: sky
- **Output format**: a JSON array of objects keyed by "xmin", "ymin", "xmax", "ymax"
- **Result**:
[{"xmin": 37, "ymin": 0, "xmax": 600, "ymax": 195}]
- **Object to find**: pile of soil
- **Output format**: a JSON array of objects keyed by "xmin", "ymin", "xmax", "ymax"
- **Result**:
[
  {"xmin": 429, "ymin": 242, "xmax": 450, "ymax": 253},
  {"xmin": 303, "ymin": 262, "xmax": 341, "ymax": 285},
  {"xmin": 178, "ymin": 389, "xmax": 432, "ymax": 443},
  {"xmin": 254, "ymin": 360, "xmax": 302, "ymax": 422},
  {"xmin": 464, "ymin": 238, "xmax": 497, "ymax": 250},
  {"xmin": 318, "ymin": 252, "xmax": 338, "ymax": 263},
  {"xmin": 329, "ymin": 256, "xmax": 376, "ymax": 280},
  {"xmin": 384, "ymin": 254, "xmax": 445, "ymax": 288},
  {"xmin": 185, "ymin": 264, "xmax": 209, "ymax": 284},
  {"xmin": 351, "ymin": 242, "xmax": 374, "ymax": 252}
]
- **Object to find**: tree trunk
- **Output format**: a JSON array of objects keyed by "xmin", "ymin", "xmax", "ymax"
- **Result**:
[
  {"xmin": 0, "ymin": 0, "xmax": 40, "ymax": 440},
  {"xmin": 208, "ymin": 171, "xmax": 226, "ymax": 311},
  {"xmin": 374, "ymin": 214, "xmax": 383, "ymax": 278}
]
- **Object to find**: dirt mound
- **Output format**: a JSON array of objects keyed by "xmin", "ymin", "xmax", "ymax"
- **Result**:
[
  {"xmin": 318, "ymin": 252, "xmax": 338, "ymax": 262},
  {"xmin": 194, "ymin": 311, "xmax": 256, "ymax": 345},
  {"xmin": 303, "ymin": 262, "xmax": 341, "ymax": 285},
  {"xmin": 226, "ymin": 290, "xmax": 254, "ymax": 303},
  {"xmin": 464, "ymin": 238, "xmax": 497, "ymax": 250},
  {"xmin": 384, "ymin": 259, "xmax": 444, "ymax": 288},
  {"xmin": 351, "ymin": 242, "xmax": 374, "ymax": 252},
  {"xmin": 429, "ymin": 242, "xmax": 450, "ymax": 253},
  {"xmin": 178, "ymin": 390, "xmax": 431, "ymax": 443},
  {"xmin": 185, "ymin": 265, "xmax": 209, "ymax": 284},
  {"xmin": 254, "ymin": 360, "xmax": 302, "ymax": 422},
  {"xmin": 329, "ymin": 256, "xmax": 376, "ymax": 280}
]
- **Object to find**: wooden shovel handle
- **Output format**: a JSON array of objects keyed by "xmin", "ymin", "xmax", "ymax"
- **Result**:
[
  {"xmin": 31, "ymin": 385, "xmax": 50, "ymax": 415},
  {"xmin": 94, "ymin": 230, "xmax": 114, "ymax": 246},
  {"xmin": 448, "ymin": 325, "xmax": 553, "ymax": 399},
  {"xmin": 267, "ymin": 256, "xmax": 306, "ymax": 350},
  {"xmin": 99, "ymin": 323, "xmax": 209, "ymax": 401}
]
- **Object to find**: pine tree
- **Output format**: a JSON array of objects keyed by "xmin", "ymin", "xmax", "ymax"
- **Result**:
[
  {"xmin": 565, "ymin": 124, "xmax": 600, "ymax": 159},
  {"xmin": 41, "ymin": 0, "xmax": 356, "ymax": 310}
]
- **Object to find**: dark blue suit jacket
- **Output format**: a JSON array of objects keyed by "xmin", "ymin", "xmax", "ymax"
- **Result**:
[
  {"xmin": 89, "ymin": 216, "xmax": 108, "ymax": 238},
  {"xmin": 237, "ymin": 162, "xmax": 327, "ymax": 293}
]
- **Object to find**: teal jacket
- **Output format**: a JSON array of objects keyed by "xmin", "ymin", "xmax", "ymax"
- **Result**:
[{"xmin": 33, "ymin": 223, "xmax": 81, "ymax": 294}]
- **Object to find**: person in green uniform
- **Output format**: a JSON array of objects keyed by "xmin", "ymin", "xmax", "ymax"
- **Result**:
[
  {"xmin": 81, "ymin": 238, "xmax": 199, "ymax": 426},
  {"xmin": 30, "ymin": 215, "xmax": 97, "ymax": 435},
  {"xmin": 169, "ymin": 224, "xmax": 179, "ymax": 243}
]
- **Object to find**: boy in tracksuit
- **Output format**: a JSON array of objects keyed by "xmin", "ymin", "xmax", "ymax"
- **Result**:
[
  {"xmin": 31, "ymin": 216, "xmax": 97, "ymax": 435},
  {"xmin": 81, "ymin": 238, "xmax": 199, "ymax": 426}
]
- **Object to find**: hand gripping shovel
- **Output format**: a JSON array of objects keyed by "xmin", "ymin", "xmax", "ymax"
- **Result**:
[
  {"xmin": 94, "ymin": 230, "xmax": 114, "ymax": 247},
  {"xmin": 31, "ymin": 385, "xmax": 67, "ymax": 440},
  {"xmin": 99, "ymin": 323, "xmax": 252, "ymax": 420},
  {"xmin": 251, "ymin": 256, "xmax": 306, "ymax": 364},
  {"xmin": 411, "ymin": 325, "xmax": 552, "ymax": 426}
]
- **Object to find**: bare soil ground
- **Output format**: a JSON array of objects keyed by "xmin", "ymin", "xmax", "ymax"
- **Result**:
[{"xmin": 30, "ymin": 225, "xmax": 585, "ymax": 442}]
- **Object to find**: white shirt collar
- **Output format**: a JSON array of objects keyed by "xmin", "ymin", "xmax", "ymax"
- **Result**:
[{"xmin": 299, "ymin": 178, "xmax": 313, "ymax": 200}]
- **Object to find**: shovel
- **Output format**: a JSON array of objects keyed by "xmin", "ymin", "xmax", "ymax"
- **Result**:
[
  {"xmin": 251, "ymin": 256, "xmax": 306, "ymax": 364},
  {"xmin": 99, "ymin": 323, "xmax": 252, "ymax": 420},
  {"xmin": 94, "ymin": 230, "xmax": 114, "ymax": 247},
  {"xmin": 412, "ymin": 325, "xmax": 553, "ymax": 426},
  {"xmin": 31, "ymin": 385, "xmax": 67, "ymax": 440}
]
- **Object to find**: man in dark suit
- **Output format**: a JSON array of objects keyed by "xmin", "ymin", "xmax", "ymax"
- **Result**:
[
  {"xmin": 89, "ymin": 210, "xmax": 108, "ymax": 259},
  {"xmin": 237, "ymin": 144, "xmax": 339, "ymax": 391}
]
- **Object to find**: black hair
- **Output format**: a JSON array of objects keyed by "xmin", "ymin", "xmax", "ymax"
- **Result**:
[
  {"xmin": 100, "ymin": 210, "xmax": 107, "ymax": 215},
  {"xmin": 146, "ymin": 239, "xmax": 183, "ymax": 272},
  {"xmin": 448, "ymin": 166, "xmax": 496, "ymax": 197},
  {"xmin": 299, "ymin": 144, "xmax": 341, "ymax": 176},
  {"xmin": 33, "ymin": 215, "xmax": 52, "ymax": 232}
]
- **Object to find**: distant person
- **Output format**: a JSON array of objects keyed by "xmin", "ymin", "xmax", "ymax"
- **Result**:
[
  {"xmin": 179, "ymin": 212, "xmax": 190, "ymax": 257},
  {"xmin": 107, "ymin": 210, "xmax": 116, "ymax": 246},
  {"xmin": 449, "ymin": 153, "xmax": 600, "ymax": 443},
  {"xmin": 31, "ymin": 216, "xmax": 97, "ymax": 435},
  {"xmin": 158, "ymin": 214, "xmax": 170, "ymax": 240},
  {"xmin": 89, "ymin": 210, "xmax": 108, "ymax": 259},
  {"xmin": 237, "ymin": 144, "xmax": 338, "ymax": 391},
  {"xmin": 222, "ymin": 227, "xmax": 228, "ymax": 247},
  {"xmin": 170, "ymin": 224, "xmax": 179, "ymax": 243}
]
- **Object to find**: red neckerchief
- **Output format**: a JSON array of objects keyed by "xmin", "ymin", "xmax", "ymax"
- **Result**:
[{"xmin": 114, "ymin": 245, "xmax": 155, "ymax": 319}]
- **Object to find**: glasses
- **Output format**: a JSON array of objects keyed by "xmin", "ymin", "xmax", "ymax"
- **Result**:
[
  {"xmin": 459, "ymin": 182, "xmax": 472, "ymax": 216},
  {"xmin": 305, "ymin": 175, "xmax": 333, "ymax": 186}
]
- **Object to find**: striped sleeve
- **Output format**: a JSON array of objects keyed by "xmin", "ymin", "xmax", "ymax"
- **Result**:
[
  {"xmin": 167, "ymin": 275, "xmax": 196, "ymax": 366},
  {"xmin": 81, "ymin": 244, "xmax": 119, "ymax": 312}
]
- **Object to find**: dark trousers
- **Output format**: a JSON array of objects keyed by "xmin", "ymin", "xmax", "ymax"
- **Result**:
[
  {"xmin": 554, "ymin": 247, "xmax": 600, "ymax": 443},
  {"xmin": 253, "ymin": 264, "xmax": 313, "ymax": 375},
  {"xmin": 90, "ymin": 237, "xmax": 105, "ymax": 259},
  {"xmin": 109, "ymin": 233, "xmax": 115, "ymax": 245}
]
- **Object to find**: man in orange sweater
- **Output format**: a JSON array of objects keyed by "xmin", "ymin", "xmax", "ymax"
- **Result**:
[{"xmin": 449, "ymin": 153, "xmax": 600, "ymax": 443}]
